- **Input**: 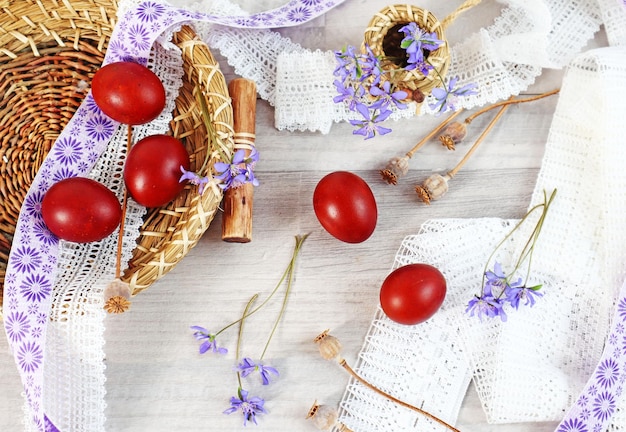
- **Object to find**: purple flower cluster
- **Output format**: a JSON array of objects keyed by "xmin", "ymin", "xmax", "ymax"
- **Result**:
[
  {"xmin": 466, "ymin": 262, "xmax": 543, "ymax": 322},
  {"xmin": 190, "ymin": 327, "xmax": 279, "ymax": 426},
  {"xmin": 214, "ymin": 148, "xmax": 260, "ymax": 190},
  {"xmin": 222, "ymin": 358, "xmax": 280, "ymax": 426},
  {"xmin": 333, "ymin": 44, "xmax": 407, "ymax": 139},
  {"xmin": 334, "ymin": 24, "xmax": 477, "ymax": 138},
  {"xmin": 179, "ymin": 148, "xmax": 259, "ymax": 195}
]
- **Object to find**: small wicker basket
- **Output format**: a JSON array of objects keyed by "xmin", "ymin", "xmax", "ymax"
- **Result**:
[
  {"xmin": 363, "ymin": 4, "xmax": 451, "ymax": 95},
  {"xmin": 0, "ymin": 0, "xmax": 234, "ymax": 311}
]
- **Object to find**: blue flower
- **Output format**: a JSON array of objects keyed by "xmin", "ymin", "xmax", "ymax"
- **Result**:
[
  {"xmin": 334, "ymin": 45, "xmax": 361, "ymax": 81},
  {"xmin": 53, "ymin": 136, "xmax": 82, "ymax": 166},
  {"xmin": 20, "ymin": 273, "xmax": 52, "ymax": 303},
  {"xmin": 179, "ymin": 166, "xmax": 210, "ymax": 195},
  {"xmin": 224, "ymin": 388, "xmax": 267, "ymax": 426},
  {"xmin": 399, "ymin": 22, "xmax": 443, "ymax": 65},
  {"xmin": 349, "ymin": 104, "xmax": 392, "ymax": 140},
  {"xmin": 358, "ymin": 45, "xmax": 382, "ymax": 85},
  {"xmin": 465, "ymin": 292, "xmax": 508, "ymax": 322},
  {"xmin": 369, "ymin": 81, "xmax": 408, "ymax": 110},
  {"xmin": 429, "ymin": 77, "xmax": 478, "ymax": 114},
  {"xmin": 85, "ymin": 115, "xmax": 115, "ymax": 142},
  {"xmin": 10, "ymin": 246, "xmax": 43, "ymax": 274},
  {"xmin": 214, "ymin": 149, "xmax": 259, "ymax": 190},
  {"xmin": 333, "ymin": 80, "xmax": 366, "ymax": 111},
  {"xmin": 190, "ymin": 326, "xmax": 228, "ymax": 355},
  {"xmin": 506, "ymin": 284, "xmax": 543, "ymax": 309},
  {"xmin": 237, "ymin": 358, "xmax": 279, "ymax": 385},
  {"xmin": 484, "ymin": 262, "xmax": 520, "ymax": 294},
  {"xmin": 136, "ymin": 1, "xmax": 166, "ymax": 22},
  {"xmin": 128, "ymin": 24, "xmax": 151, "ymax": 51}
]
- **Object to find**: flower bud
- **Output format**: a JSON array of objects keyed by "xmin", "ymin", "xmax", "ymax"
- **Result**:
[
  {"xmin": 415, "ymin": 174, "xmax": 450, "ymax": 205},
  {"xmin": 380, "ymin": 156, "xmax": 410, "ymax": 185},
  {"xmin": 307, "ymin": 401, "xmax": 339, "ymax": 431},
  {"xmin": 439, "ymin": 121, "xmax": 467, "ymax": 150},
  {"xmin": 314, "ymin": 329, "xmax": 342, "ymax": 361}
]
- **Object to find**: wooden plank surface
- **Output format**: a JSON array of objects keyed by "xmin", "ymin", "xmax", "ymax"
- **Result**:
[{"xmin": 0, "ymin": 0, "xmax": 609, "ymax": 431}]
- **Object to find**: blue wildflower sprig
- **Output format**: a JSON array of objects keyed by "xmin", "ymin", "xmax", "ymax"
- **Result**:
[
  {"xmin": 466, "ymin": 189, "xmax": 557, "ymax": 321},
  {"xmin": 179, "ymin": 86, "xmax": 259, "ymax": 194},
  {"xmin": 191, "ymin": 233, "xmax": 309, "ymax": 426},
  {"xmin": 334, "ymin": 24, "xmax": 477, "ymax": 139},
  {"xmin": 429, "ymin": 76, "xmax": 478, "ymax": 115}
]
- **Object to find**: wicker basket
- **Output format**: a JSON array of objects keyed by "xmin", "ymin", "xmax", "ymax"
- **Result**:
[
  {"xmin": 363, "ymin": 4, "xmax": 450, "ymax": 95},
  {"xmin": 0, "ymin": 0, "xmax": 234, "ymax": 311}
]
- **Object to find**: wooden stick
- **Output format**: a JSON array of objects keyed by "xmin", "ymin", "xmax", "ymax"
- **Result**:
[{"xmin": 222, "ymin": 78, "xmax": 257, "ymax": 243}]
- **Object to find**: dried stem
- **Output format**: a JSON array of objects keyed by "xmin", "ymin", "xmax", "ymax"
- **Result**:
[
  {"xmin": 447, "ymin": 97, "xmax": 512, "ymax": 179},
  {"xmin": 339, "ymin": 358, "xmax": 460, "ymax": 432},
  {"xmin": 463, "ymin": 89, "xmax": 559, "ymax": 125},
  {"xmin": 114, "ymin": 125, "xmax": 132, "ymax": 279},
  {"xmin": 406, "ymin": 109, "xmax": 463, "ymax": 158}
]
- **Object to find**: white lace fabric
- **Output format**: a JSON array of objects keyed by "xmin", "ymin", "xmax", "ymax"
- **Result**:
[
  {"xmin": 21, "ymin": 20, "xmax": 187, "ymax": 432},
  {"xmin": 13, "ymin": 0, "xmax": 626, "ymax": 430},
  {"xmin": 273, "ymin": 0, "xmax": 603, "ymax": 133},
  {"xmin": 336, "ymin": 2, "xmax": 626, "ymax": 431}
]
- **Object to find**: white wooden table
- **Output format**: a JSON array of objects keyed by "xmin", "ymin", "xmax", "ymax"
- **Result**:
[{"xmin": 0, "ymin": 0, "xmax": 609, "ymax": 431}]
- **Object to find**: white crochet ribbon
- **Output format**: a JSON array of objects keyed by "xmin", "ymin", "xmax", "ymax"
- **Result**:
[
  {"xmin": 337, "ymin": 6, "xmax": 626, "ymax": 432},
  {"xmin": 2, "ymin": 1, "xmax": 345, "ymax": 431},
  {"xmin": 273, "ymin": 0, "xmax": 603, "ymax": 134}
]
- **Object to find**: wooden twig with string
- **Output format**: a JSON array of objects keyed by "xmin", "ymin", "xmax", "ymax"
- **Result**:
[{"xmin": 221, "ymin": 78, "xmax": 258, "ymax": 243}]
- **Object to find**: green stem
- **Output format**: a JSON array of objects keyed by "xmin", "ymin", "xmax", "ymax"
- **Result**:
[
  {"xmin": 215, "ymin": 233, "xmax": 310, "ymax": 338},
  {"xmin": 517, "ymin": 189, "xmax": 557, "ymax": 286},
  {"xmin": 480, "ymin": 189, "xmax": 557, "ymax": 296},
  {"xmin": 236, "ymin": 294, "xmax": 258, "ymax": 389},
  {"xmin": 259, "ymin": 241, "xmax": 299, "ymax": 360},
  {"xmin": 195, "ymin": 85, "xmax": 231, "ymax": 175}
]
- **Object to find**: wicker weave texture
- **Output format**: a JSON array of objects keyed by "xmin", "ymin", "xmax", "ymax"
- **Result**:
[
  {"xmin": 124, "ymin": 25, "xmax": 234, "ymax": 295},
  {"xmin": 0, "ymin": 0, "xmax": 233, "ymax": 310},
  {"xmin": 363, "ymin": 4, "xmax": 450, "ymax": 94}
]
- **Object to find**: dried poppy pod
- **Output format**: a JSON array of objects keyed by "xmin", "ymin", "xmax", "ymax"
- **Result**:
[
  {"xmin": 104, "ymin": 278, "xmax": 132, "ymax": 314},
  {"xmin": 439, "ymin": 121, "xmax": 468, "ymax": 150},
  {"xmin": 380, "ymin": 155, "xmax": 410, "ymax": 185},
  {"xmin": 314, "ymin": 329, "xmax": 342, "ymax": 361},
  {"xmin": 415, "ymin": 173, "xmax": 451, "ymax": 205},
  {"xmin": 307, "ymin": 401, "xmax": 341, "ymax": 431}
]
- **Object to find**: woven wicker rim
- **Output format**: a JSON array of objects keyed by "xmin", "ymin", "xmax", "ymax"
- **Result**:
[
  {"xmin": 0, "ymin": 0, "xmax": 233, "ymax": 312},
  {"xmin": 363, "ymin": 4, "xmax": 450, "ymax": 94},
  {"xmin": 124, "ymin": 25, "xmax": 234, "ymax": 296}
]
